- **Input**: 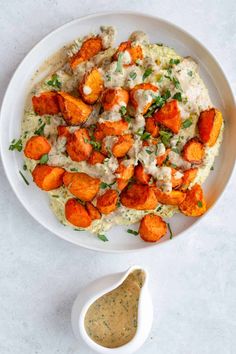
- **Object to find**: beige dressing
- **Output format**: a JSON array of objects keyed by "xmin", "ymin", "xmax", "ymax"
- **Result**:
[{"xmin": 84, "ymin": 269, "xmax": 145, "ymax": 348}]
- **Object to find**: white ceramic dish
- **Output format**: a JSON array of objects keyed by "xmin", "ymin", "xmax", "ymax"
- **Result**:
[
  {"xmin": 0, "ymin": 12, "xmax": 235, "ymax": 252},
  {"xmin": 71, "ymin": 265, "xmax": 152, "ymax": 354}
]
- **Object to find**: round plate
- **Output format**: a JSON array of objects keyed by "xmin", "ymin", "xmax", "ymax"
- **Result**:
[{"xmin": 1, "ymin": 12, "xmax": 235, "ymax": 252}]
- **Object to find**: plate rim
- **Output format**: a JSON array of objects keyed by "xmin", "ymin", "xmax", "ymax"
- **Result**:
[{"xmin": 1, "ymin": 10, "xmax": 235, "ymax": 253}]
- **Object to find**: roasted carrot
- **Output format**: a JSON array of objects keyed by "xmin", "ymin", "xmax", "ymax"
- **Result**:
[
  {"xmin": 32, "ymin": 165, "xmax": 65, "ymax": 191},
  {"xmin": 57, "ymin": 91, "xmax": 92, "ymax": 125},
  {"xmin": 130, "ymin": 83, "xmax": 158, "ymax": 114},
  {"xmin": 66, "ymin": 128, "xmax": 92, "ymax": 162},
  {"xmin": 24, "ymin": 136, "xmax": 51, "ymax": 160},
  {"xmin": 96, "ymin": 189, "xmax": 118, "ymax": 214},
  {"xmin": 198, "ymin": 108, "xmax": 223, "ymax": 147},
  {"xmin": 179, "ymin": 183, "xmax": 206, "ymax": 216},
  {"xmin": 65, "ymin": 198, "xmax": 92, "ymax": 227},
  {"xmin": 63, "ymin": 172, "xmax": 100, "ymax": 201},
  {"xmin": 97, "ymin": 120, "xmax": 129, "ymax": 136},
  {"xmin": 113, "ymin": 40, "xmax": 143, "ymax": 65},
  {"xmin": 79, "ymin": 68, "xmax": 104, "ymax": 104},
  {"xmin": 171, "ymin": 168, "xmax": 183, "ymax": 189},
  {"xmin": 139, "ymin": 214, "xmax": 167, "ymax": 242},
  {"xmin": 57, "ymin": 125, "xmax": 70, "ymax": 138},
  {"xmin": 32, "ymin": 91, "xmax": 60, "ymax": 116},
  {"xmin": 101, "ymin": 88, "xmax": 129, "ymax": 111},
  {"xmin": 70, "ymin": 36, "xmax": 103, "ymax": 69},
  {"xmin": 154, "ymin": 100, "xmax": 181, "ymax": 134},
  {"xmin": 116, "ymin": 163, "xmax": 134, "ymax": 191},
  {"xmin": 87, "ymin": 150, "xmax": 105, "ymax": 165},
  {"xmin": 112, "ymin": 134, "xmax": 134, "ymax": 158},
  {"xmin": 152, "ymin": 187, "xmax": 186, "ymax": 205},
  {"xmin": 120, "ymin": 184, "xmax": 158, "ymax": 210},
  {"xmin": 180, "ymin": 168, "xmax": 198, "ymax": 191},
  {"xmin": 85, "ymin": 202, "xmax": 101, "ymax": 221},
  {"xmin": 182, "ymin": 137, "xmax": 204, "ymax": 164},
  {"xmin": 134, "ymin": 163, "xmax": 151, "ymax": 184},
  {"xmin": 156, "ymin": 148, "xmax": 170, "ymax": 167},
  {"xmin": 145, "ymin": 117, "xmax": 159, "ymax": 138}
]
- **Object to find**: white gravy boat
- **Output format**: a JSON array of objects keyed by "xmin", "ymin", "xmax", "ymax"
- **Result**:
[{"xmin": 71, "ymin": 265, "xmax": 153, "ymax": 354}]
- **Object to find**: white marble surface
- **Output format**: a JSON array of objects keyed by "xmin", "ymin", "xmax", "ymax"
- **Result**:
[{"xmin": 0, "ymin": 1, "xmax": 236, "ymax": 353}]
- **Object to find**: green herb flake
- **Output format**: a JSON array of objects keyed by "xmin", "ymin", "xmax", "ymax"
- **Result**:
[
  {"xmin": 136, "ymin": 130, "xmax": 151, "ymax": 141},
  {"xmin": 143, "ymin": 68, "xmax": 153, "ymax": 81},
  {"xmin": 159, "ymin": 131, "xmax": 173, "ymax": 146},
  {"xmin": 182, "ymin": 118, "xmax": 192, "ymax": 129},
  {"xmin": 9, "ymin": 138, "xmax": 23, "ymax": 152},
  {"xmin": 171, "ymin": 147, "xmax": 179, "ymax": 154},
  {"xmin": 129, "ymin": 71, "xmax": 137, "ymax": 80},
  {"xmin": 97, "ymin": 234, "xmax": 109, "ymax": 242},
  {"xmin": 127, "ymin": 229, "xmax": 139, "ymax": 236},
  {"xmin": 162, "ymin": 89, "xmax": 171, "ymax": 101},
  {"xmin": 19, "ymin": 170, "xmax": 29, "ymax": 185},
  {"xmin": 52, "ymin": 195, "xmax": 59, "ymax": 198},
  {"xmin": 100, "ymin": 181, "xmax": 116, "ymax": 189},
  {"xmin": 23, "ymin": 164, "xmax": 27, "ymax": 171},
  {"xmin": 167, "ymin": 223, "xmax": 173, "ymax": 239},
  {"xmin": 173, "ymin": 77, "xmax": 182, "ymax": 90},
  {"xmin": 46, "ymin": 74, "xmax": 61, "ymax": 89},
  {"xmin": 169, "ymin": 58, "xmax": 180, "ymax": 66},
  {"xmin": 188, "ymin": 70, "xmax": 193, "ymax": 77},
  {"xmin": 70, "ymin": 168, "xmax": 78, "ymax": 172},
  {"xmin": 39, "ymin": 153, "xmax": 49, "ymax": 164},
  {"xmin": 210, "ymin": 166, "xmax": 214, "ymax": 171},
  {"xmin": 74, "ymin": 228, "xmax": 83, "ymax": 231},
  {"xmin": 115, "ymin": 53, "xmax": 124, "ymax": 73},
  {"xmin": 84, "ymin": 138, "xmax": 101, "ymax": 151},
  {"xmin": 197, "ymin": 201, "xmax": 203, "ymax": 208},
  {"xmin": 124, "ymin": 115, "xmax": 131, "ymax": 123},
  {"xmin": 34, "ymin": 123, "xmax": 46, "ymax": 136},
  {"xmin": 146, "ymin": 149, "xmax": 152, "ymax": 155},
  {"xmin": 119, "ymin": 106, "xmax": 127, "ymax": 116},
  {"xmin": 172, "ymin": 92, "xmax": 182, "ymax": 102}
]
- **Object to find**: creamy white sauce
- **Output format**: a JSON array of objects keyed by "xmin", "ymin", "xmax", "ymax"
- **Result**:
[{"xmin": 83, "ymin": 85, "xmax": 92, "ymax": 95}]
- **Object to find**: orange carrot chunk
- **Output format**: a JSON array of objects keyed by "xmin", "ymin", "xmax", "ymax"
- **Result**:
[
  {"xmin": 32, "ymin": 165, "xmax": 65, "ymax": 191},
  {"xmin": 113, "ymin": 40, "xmax": 143, "ymax": 65},
  {"xmin": 154, "ymin": 100, "xmax": 181, "ymax": 134},
  {"xmin": 63, "ymin": 172, "xmax": 100, "ymax": 201},
  {"xmin": 198, "ymin": 108, "xmax": 223, "ymax": 147},
  {"xmin": 130, "ymin": 83, "xmax": 158, "ymax": 114},
  {"xmin": 180, "ymin": 168, "xmax": 198, "ymax": 191},
  {"xmin": 179, "ymin": 183, "xmax": 206, "ymax": 216},
  {"xmin": 182, "ymin": 137, "xmax": 204, "ymax": 164},
  {"xmin": 139, "ymin": 214, "xmax": 167, "ymax": 242},
  {"xmin": 79, "ymin": 68, "xmax": 104, "ymax": 104},
  {"xmin": 57, "ymin": 125, "xmax": 70, "ymax": 139},
  {"xmin": 97, "ymin": 120, "xmax": 129, "ymax": 136},
  {"xmin": 32, "ymin": 91, "xmax": 60, "ymax": 116},
  {"xmin": 152, "ymin": 187, "xmax": 186, "ymax": 205},
  {"xmin": 57, "ymin": 91, "xmax": 92, "ymax": 125},
  {"xmin": 101, "ymin": 88, "xmax": 129, "ymax": 111},
  {"xmin": 70, "ymin": 36, "xmax": 103, "ymax": 69},
  {"xmin": 96, "ymin": 189, "xmax": 118, "ymax": 214},
  {"xmin": 85, "ymin": 202, "xmax": 101, "ymax": 221},
  {"xmin": 66, "ymin": 128, "xmax": 92, "ymax": 162},
  {"xmin": 145, "ymin": 117, "xmax": 159, "ymax": 138},
  {"xmin": 134, "ymin": 163, "xmax": 151, "ymax": 185},
  {"xmin": 65, "ymin": 198, "xmax": 92, "ymax": 227},
  {"xmin": 120, "ymin": 184, "xmax": 158, "ymax": 210},
  {"xmin": 116, "ymin": 163, "xmax": 134, "ymax": 191},
  {"xmin": 87, "ymin": 150, "xmax": 105, "ymax": 165},
  {"xmin": 112, "ymin": 134, "xmax": 134, "ymax": 158},
  {"xmin": 24, "ymin": 136, "xmax": 51, "ymax": 160}
]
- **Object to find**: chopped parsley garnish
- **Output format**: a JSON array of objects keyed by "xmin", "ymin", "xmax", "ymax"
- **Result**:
[
  {"xmin": 74, "ymin": 228, "xmax": 83, "ymax": 231},
  {"xmin": 146, "ymin": 149, "xmax": 152, "ymax": 155},
  {"xmin": 210, "ymin": 166, "xmax": 214, "ymax": 171},
  {"xmin": 167, "ymin": 223, "xmax": 173, "ymax": 239},
  {"xmin": 39, "ymin": 153, "xmax": 49, "ymax": 164},
  {"xmin": 162, "ymin": 89, "xmax": 171, "ymax": 101},
  {"xmin": 23, "ymin": 163, "xmax": 27, "ymax": 171},
  {"xmin": 119, "ymin": 106, "xmax": 127, "ymax": 116},
  {"xmin": 34, "ymin": 123, "xmax": 46, "ymax": 136},
  {"xmin": 115, "ymin": 53, "xmax": 124, "ymax": 73},
  {"xmin": 127, "ymin": 229, "xmax": 139, "ymax": 236},
  {"xmin": 172, "ymin": 77, "xmax": 182, "ymax": 90},
  {"xmin": 9, "ymin": 138, "xmax": 23, "ymax": 152},
  {"xmin": 156, "ymin": 43, "xmax": 163, "ymax": 46},
  {"xmin": 46, "ymin": 74, "xmax": 61, "ymax": 89},
  {"xmin": 169, "ymin": 58, "xmax": 180, "ymax": 66},
  {"xmin": 129, "ymin": 71, "xmax": 137, "ymax": 80},
  {"xmin": 156, "ymin": 205, "xmax": 162, "ymax": 212},
  {"xmin": 52, "ymin": 195, "xmax": 59, "ymax": 198},
  {"xmin": 197, "ymin": 201, "xmax": 203, "ymax": 208},
  {"xmin": 172, "ymin": 92, "xmax": 182, "ymax": 102},
  {"xmin": 100, "ymin": 181, "xmax": 116, "ymax": 189},
  {"xmin": 97, "ymin": 234, "xmax": 109, "ymax": 242},
  {"xmin": 188, "ymin": 70, "xmax": 193, "ymax": 77},
  {"xmin": 159, "ymin": 131, "xmax": 173, "ymax": 146},
  {"xmin": 70, "ymin": 168, "xmax": 78, "ymax": 172},
  {"xmin": 142, "ymin": 68, "xmax": 153, "ymax": 81},
  {"xmin": 84, "ymin": 138, "xmax": 101, "ymax": 151},
  {"xmin": 105, "ymin": 74, "xmax": 111, "ymax": 81},
  {"xmin": 19, "ymin": 170, "xmax": 29, "ymax": 185},
  {"xmin": 182, "ymin": 118, "xmax": 193, "ymax": 129},
  {"xmin": 136, "ymin": 130, "xmax": 151, "ymax": 141},
  {"xmin": 124, "ymin": 115, "xmax": 131, "ymax": 123},
  {"xmin": 144, "ymin": 90, "xmax": 171, "ymax": 117},
  {"xmin": 171, "ymin": 147, "xmax": 179, "ymax": 154}
]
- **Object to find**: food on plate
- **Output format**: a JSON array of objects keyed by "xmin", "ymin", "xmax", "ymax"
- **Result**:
[{"xmin": 14, "ymin": 26, "xmax": 223, "ymax": 242}]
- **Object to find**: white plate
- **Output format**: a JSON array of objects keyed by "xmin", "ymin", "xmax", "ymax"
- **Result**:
[{"xmin": 1, "ymin": 12, "xmax": 235, "ymax": 253}]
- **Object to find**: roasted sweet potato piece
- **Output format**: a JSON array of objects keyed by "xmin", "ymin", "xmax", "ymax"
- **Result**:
[
  {"xmin": 98, "ymin": 120, "xmax": 129, "ymax": 136},
  {"xmin": 24, "ymin": 136, "xmax": 51, "ymax": 160},
  {"xmin": 134, "ymin": 163, "xmax": 151, "ymax": 184},
  {"xmin": 180, "ymin": 168, "xmax": 198, "ymax": 191},
  {"xmin": 153, "ymin": 187, "xmax": 186, "ymax": 205},
  {"xmin": 57, "ymin": 91, "xmax": 92, "ymax": 125},
  {"xmin": 79, "ymin": 68, "xmax": 104, "ymax": 104},
  {"xmin": 171, "ymin": 168, "xmax": 183, "ymax": 189},
  {"xmin": 96, "ymin": 190, "xmax": 118, "ymax": 214},
  {"xmin": 145, "ymin": 117, "xmax": 159, "ymax": 138},
  {"xmin": 198, "ymin": 108, "xmax": 223, "ymax": 147},
  {"xmin": 101, "ymin": 88, "xmax": 129, "ymax": 111},
  {"xmin": 66, "ymin": 128, "xmax": 92, "ymax": 162},
  {"xmin": 116, "ymin": 163, "xmax": 134, "ymax": 191},
  {"xmin": 87, "ymin": 150, "xmax": 105, "ymax": 165},
  {"xmin": 63, "ymin": 172, "xmax": 100, "ymax": 201},
  {"xmin": 93, "ymin": 126, "xmax": 106, "ymax": 141},
  {"xmin": 112, "ymin": 134, "xmax": 134, "ymax": 158},
  {"xmin": 120, "ymin": 184, "xmax": 158, "ymax": 210},
  {"xmin": 65, "ymin": 198, "xmax": 92, "ymax": 227},
  {"xmin": 139, "ymin": 214, "xmax": 167, "ymax": 242},
  {"xmin": 57, "ymin": 125, "xmax": 70, "ymax": 138},
  {"xmin": 32, "ymin": 165, "xmax": 65, "ymax": 191},
  {"xmin": 154, "ymin": 100, "xmax": 181, "ymax": 134},
  {"xmin": 156, "ymin": 148, "xmax": 170, "ymax": 167},
  {"xmin": 32, "ymin": 91, "xmax": 60, "ymax": 116},
  {"xmin": 182, "ymin": 137, "xmax": 204, "ymax": 164},
  {"xmin": 113, "ymin": 41, "xmax": 143, "ymax": 65},
  {"xmin": 130, "ymin": 83, "xmax": 158, "ymax": 114},
  {"xmin": 85, "ymin": 202, "xmax": 101, "ymax": 220},
  {"xmin": 70, "ymin": 36, "xmax": 103, "ymax": 69},
  {"xmin": 179, "ymin": 183, "xmax": 206, "ymax": 216}
]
